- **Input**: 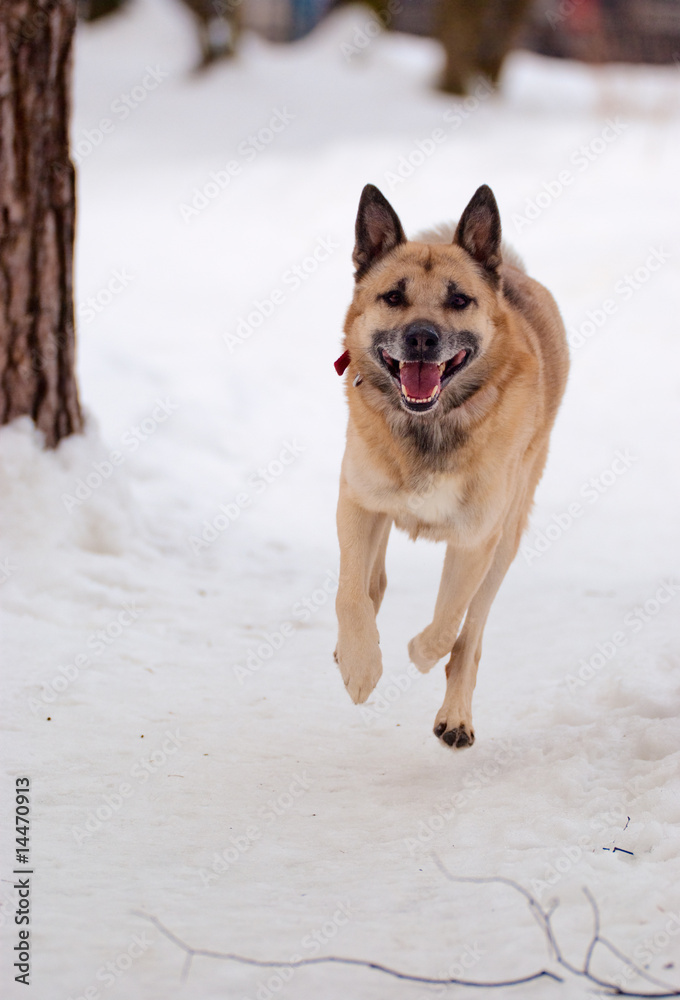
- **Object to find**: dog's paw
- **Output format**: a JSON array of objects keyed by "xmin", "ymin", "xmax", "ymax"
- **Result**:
[
  {"xmin": 408, "ymin": 631, "xmax": 442, "ymax": 673},
  {"xmin": 433, "ymin": 717, "xmax": 475, "ymax": 749},
  {"xmin": 335, "ymin": 644, "xmax": 382, "ymax": 705}
]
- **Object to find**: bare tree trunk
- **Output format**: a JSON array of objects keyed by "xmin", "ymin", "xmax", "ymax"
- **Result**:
[
  {"xmin": 0, "ymin": 0, "xmax": 82, "ymax": 449},
  {"xmin": 437, "ymin": 0, "xmax": 534, "ymax": 95}
]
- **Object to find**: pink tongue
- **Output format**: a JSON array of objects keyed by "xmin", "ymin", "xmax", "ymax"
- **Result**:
[{"xmin": 399, "ymin": 361, "xmax": 441, "ymax": 400}]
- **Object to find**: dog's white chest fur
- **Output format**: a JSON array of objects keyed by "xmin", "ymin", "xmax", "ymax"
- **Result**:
[
  {"xmin": 390, "ymin": 474, "xmax": 468, "ymax": 542},
  {"xmin": 400, "ymin": 476, "xmax": 462, "ymax": 526},
  {"xmin": 344, "ymin": 445, "xmax": 466, "ymax": 540}
]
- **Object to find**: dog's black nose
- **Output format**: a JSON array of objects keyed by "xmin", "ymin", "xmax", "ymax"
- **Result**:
[{"xmin": 403, "ymin": 322, "xmax": 440, "ymax": 357}]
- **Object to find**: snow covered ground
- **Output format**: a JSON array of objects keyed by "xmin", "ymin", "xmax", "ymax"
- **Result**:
[{"xmin": 2, "ymin": 1, "xmax": 680, "ymax": 997}]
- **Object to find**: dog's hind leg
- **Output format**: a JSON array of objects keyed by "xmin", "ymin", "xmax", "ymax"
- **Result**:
[
  {"xmin": 432, "ymin": 502, "xmax": 529, "ymax": 749},
  {"xmin": 368, "ymin": 518, "xmax": 392, "ymax": 615},
  {"xmin": 407, "ymin": 536, "xmax": 500, "ymax": 675}
]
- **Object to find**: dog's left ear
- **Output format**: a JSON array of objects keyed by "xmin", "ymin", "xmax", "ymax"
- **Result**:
[
  {"xmin": 454, "ymin": 185, "xmax": 502, "ymax": 279},
  {"xmin": 353, "ymin": 184, "xmax": 406, "ymax": 281}
]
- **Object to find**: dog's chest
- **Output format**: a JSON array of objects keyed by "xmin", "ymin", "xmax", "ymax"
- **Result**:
[
  {"xmin": 344, "ymin": 444, "xmax": 470, "ymax": 540},
  {"xmin": 398, "ymin": 476, "xmax": 462, "ymax": 525},
  {"xmin": 386, "ymin": 474, "xmax": 469, "ymax": 541}
]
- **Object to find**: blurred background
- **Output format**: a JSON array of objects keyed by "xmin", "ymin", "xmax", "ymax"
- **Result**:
[{"xmin": 78, "ymin": 0, "xmax": 680, "ymax": 83}]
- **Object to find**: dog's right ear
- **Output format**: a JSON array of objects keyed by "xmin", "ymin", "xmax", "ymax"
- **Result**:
[{"xmin": 353, "ymin": 184, "xmax": 406, "ymax": 281}]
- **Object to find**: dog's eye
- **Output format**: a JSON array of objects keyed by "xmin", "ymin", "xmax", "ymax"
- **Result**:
[
  {"xmin": 446, "ymin": 293, "xmax": 472, "ymax": 310},
  {"xmin": 382, "ymin": 289, "xmax": 406, "ymax": 307}
]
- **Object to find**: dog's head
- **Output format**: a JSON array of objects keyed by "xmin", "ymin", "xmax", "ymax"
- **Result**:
[{"xmin": 345, "ymin": 184, "xmax": 505, "ymax": 420}]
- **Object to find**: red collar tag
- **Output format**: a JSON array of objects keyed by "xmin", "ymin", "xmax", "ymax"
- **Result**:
[{"xmin": 334, "ymin": 350, "xmax": 350, "ymax": 376}]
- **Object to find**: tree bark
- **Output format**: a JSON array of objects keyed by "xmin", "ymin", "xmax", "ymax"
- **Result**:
[{"xmin": 0, "ymin": 0, "xmax": 82, "ymax": 449}]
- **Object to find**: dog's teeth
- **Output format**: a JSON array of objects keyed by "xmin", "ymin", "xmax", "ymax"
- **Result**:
[
  {"xmin": 439, "ymin": 363, "xmax": 445, "ymax": 374},
  {"xmin": 399, "ymin": 361, "xmax": 405, "ymax": 370},
  {"xmin": 401, "ymin": 386, "xmax": 440, "ymax": 404}
]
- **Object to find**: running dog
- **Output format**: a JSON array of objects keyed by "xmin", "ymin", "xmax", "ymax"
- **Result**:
[{"xmin": 334, "ymin": 183, "xmax": 568, "ymax": 749}]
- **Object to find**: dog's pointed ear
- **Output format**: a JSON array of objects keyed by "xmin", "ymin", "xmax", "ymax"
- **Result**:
[
  {"xmin": 454, "ymin": 185, "xmax": 502, "ymax": 278},
  {"xmin": 353, "ymin": 184, "xmax": 406, "ymax": 281}
]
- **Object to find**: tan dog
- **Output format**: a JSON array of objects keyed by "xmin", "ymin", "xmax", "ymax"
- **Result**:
[{"xmin": 334, "ymin": 183, "xmax": 569, "ymax": 749}]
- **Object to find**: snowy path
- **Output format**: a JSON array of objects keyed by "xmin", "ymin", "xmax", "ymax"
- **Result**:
[{"xmin": 2, "ymin": 2, "xmax": 680, "ymax": 998}]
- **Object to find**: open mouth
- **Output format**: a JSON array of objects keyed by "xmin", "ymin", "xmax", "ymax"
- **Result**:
[{"xmin": 380, "ymin": 349, "xmax": 469, "ymax": 411}]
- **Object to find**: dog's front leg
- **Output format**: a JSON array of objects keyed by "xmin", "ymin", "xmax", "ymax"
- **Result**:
[{"xmin": 335, "ymin": 484, "xmax": 388, "ymax": 704}]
